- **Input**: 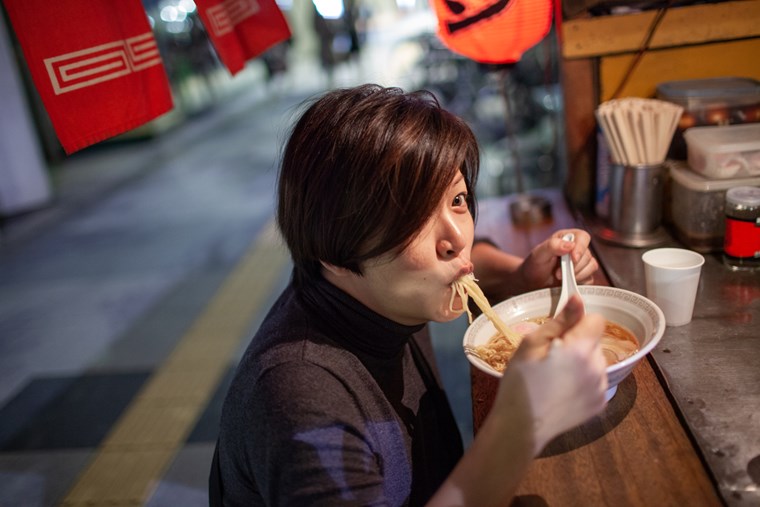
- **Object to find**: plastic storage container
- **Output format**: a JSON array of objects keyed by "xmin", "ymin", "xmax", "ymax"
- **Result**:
[
  {"xmin": 668, "ymin": 163, "xmax": 760, "ymax": 252},
  {"xmin": 684, "ymin": 123, "xmax": 760, "ymax": 179},
  {"xmin": 657, "ymin": 77, "xmax": 760, "ymax": 159}
]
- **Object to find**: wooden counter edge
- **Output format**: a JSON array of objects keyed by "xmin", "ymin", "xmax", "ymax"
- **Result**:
[{"xmin": 562, "ymin": 0, "xmax": 760, "ymax": 59}]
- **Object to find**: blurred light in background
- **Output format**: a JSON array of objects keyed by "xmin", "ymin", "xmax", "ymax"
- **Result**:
[
  {"xmin": 160, "ymin": 4, "xmax": 183, "ymax": 21},
  {"xmin": 313, "ymin": 0, "xmax": 344, "ymax": 19},
  {"xmin": 395, "ymin": 0, "xmax": 417, "ymax": 10},
  {"xmin": 158, "ymin": 0, "xmax": 196, "ymax": 33},
  {"xmin": 178, "ymin": 0, "xmax": 197, "ymax": 13}
]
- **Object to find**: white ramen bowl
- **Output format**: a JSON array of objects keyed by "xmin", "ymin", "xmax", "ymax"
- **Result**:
[{"xmin": 463, "ymin": 286, "xmax": 666, "ymax": 401}]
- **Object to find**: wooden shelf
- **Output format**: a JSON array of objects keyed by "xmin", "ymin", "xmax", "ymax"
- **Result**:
[
  {"xmin": 559, "ymin": 0, "xmax": 760, "ymax": 210},
  {"xmin": 562, "ymin": 0, "xmax": 760, "ymax": 59}
]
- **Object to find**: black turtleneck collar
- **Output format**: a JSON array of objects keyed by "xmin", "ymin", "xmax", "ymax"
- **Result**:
[{"xmin": 298, "ymin": 274, "xmax": 425, "ymax": 360}]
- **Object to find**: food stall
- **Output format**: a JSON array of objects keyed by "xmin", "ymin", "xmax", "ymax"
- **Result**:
[
  {"xmin": 471, "ymin": 189, "xmax": 759, "ymax": 506},
  {"xmin": 560, "ymin": 0, "xmax": 760, "ymax": 212},
  {"xmin": 466, "ymin": 2, "xmax": 760, "ymax": 505}
]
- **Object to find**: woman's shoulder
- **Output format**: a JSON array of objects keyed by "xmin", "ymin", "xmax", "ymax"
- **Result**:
[
  {"xmin": 226, "ymin": 288, "xmax": 367, "ymax": 392},
  {"xmin": 223, "ymin": 337, "xmax": 389, "ymax": 438}
]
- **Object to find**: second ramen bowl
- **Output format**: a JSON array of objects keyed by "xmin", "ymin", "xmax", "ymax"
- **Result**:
[{"xmin": 463, "ymin": 286, "xmax": 666, "ymax": 401}]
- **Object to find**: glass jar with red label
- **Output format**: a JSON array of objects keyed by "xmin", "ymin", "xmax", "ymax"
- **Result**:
[{"xmin": 723, "ymin": 186, "xmax": 760, "ymax": 271}]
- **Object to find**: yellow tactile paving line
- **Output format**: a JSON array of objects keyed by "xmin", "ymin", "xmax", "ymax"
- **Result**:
[{"xmin": 60, "ymin": 220, "xmax": 289, "ymax": 506}]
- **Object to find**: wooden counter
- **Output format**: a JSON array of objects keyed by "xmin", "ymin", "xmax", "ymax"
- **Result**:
[{"xmin": 472, "ymin": 189, "xmax": 723, "ymax": 506}]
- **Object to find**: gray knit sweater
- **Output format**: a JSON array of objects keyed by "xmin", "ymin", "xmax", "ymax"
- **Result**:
[{"xmin": 214, "ymin": 274, "xmax": 463, "ymax": 506}]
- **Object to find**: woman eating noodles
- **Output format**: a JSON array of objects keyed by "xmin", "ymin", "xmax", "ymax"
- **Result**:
[{"xmin": 211, "ymin": 84, "xmax": 607, "ymax": 506}]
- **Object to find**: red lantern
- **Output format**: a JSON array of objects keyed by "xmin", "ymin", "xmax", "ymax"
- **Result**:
[{"xmin": 431, "ymin": 0, "xmax": 554, "ymax": 64}]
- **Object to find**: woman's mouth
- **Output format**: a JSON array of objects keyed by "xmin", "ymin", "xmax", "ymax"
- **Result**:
[{"xmin": 451, "ymin": 264, "xmax": 474, "ymax": 285}]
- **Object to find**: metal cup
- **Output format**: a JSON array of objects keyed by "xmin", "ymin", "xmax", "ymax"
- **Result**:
[
  {"xmin": 595, "ymin": 162, "xmax": 669, "ymax": 248},
  {"xmin": 607, "ymin": 163, "xmax": 665, "ymax": 236}
]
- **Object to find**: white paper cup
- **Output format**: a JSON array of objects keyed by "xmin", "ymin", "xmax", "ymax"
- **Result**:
[{"xmin": 642, "ymin": 248, "xmax": 705, "ymax": 326}]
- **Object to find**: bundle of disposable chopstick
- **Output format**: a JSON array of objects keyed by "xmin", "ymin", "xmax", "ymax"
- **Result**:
[{"xmin": 596, "ymin": 98, "xmax": 683, "ymax": 166}]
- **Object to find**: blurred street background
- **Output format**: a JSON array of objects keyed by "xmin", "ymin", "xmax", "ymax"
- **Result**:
[{"xmin": 0, "ymin": 0, "xmax": 566, "ymax": 505}]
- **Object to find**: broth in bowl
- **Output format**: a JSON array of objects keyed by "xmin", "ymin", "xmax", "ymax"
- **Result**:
[
  {"xmin": 472, "ymin": 317, "xmax": 639, "ymax": 373},
  {"xmin": 462, "ymin": 285, "xmax": 666, "ymax": 401}
]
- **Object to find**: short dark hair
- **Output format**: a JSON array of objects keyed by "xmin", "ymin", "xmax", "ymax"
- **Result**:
[{"xmin": 277, "ymin": 84, "xmax": 480, "ymax": 286}]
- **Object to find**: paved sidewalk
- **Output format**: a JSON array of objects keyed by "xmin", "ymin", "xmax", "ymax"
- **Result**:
[
  {"xmin": 0, "ymin": 66, "xmax": 308, "ymax": 506},
  {"xmin": 0, "ymin": 19, "xmax": 476, "ymax": 504}
]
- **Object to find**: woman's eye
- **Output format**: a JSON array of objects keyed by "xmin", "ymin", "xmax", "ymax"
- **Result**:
[{"xmin": 452, "ymin": 192, "xmax": 468, "ymax": 207}]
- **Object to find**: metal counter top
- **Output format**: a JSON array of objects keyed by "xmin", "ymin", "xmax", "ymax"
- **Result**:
[{"xmin": 588, "ymin": 227, "xmax": 760, "ymax": 507}]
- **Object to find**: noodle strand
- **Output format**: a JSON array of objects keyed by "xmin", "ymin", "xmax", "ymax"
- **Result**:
[{"xmin": 451, "ymin": 274, "xmax": 522, "ymax": 347}]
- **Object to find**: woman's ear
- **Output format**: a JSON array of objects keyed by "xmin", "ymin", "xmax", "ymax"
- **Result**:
[{"xmin": 320, "ymin": 261, "xmax": 354, "ymax": 278}]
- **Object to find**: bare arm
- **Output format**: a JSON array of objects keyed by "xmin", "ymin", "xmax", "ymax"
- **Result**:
[{"xmin": 470, "ymin": 241, "xmax": 527, "ymax": 301}]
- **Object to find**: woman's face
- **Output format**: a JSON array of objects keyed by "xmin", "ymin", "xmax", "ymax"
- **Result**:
[{"xmin": 325, "ymin": 171, "xmax": 475, "ymax": 325}]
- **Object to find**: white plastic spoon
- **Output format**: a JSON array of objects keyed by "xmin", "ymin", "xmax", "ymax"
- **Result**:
[{"xmin": 553, "ymin": 232, "xmax": 585, "ymax": 317}]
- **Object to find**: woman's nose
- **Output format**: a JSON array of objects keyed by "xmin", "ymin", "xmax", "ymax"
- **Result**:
[{"xmin": 437, "ymin": 215, "xmax": 466, "ymax": 259}]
